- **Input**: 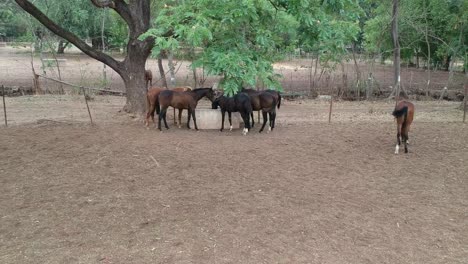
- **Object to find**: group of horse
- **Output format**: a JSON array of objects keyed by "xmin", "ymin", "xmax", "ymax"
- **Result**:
[
  {"xmin": 144, "ymin": 85, "xmax": 281, "ymax": 135},
  {"xmin": 144, "ymin": 69, "xmax": 415, "ymax": 154}
]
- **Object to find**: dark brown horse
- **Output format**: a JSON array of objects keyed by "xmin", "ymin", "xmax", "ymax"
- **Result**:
[
  {"xmin": 392, "ymin": 100, "xmax": 415, "ymax": 154},
  {"xmin": 158, "ymin": 88, "xmax": 214, "ymax": 131},
  {"xmin": 144, "ymin": 70, "xmax": 153, "ymax": 89},
  {"xmin": 145, "ymin": 86, "xmax": 192, "ymax": 127},
  {"xmin": 241, "ymin": 88, "xmax": 281, "ymax": 109},
  {"xmin": 241, "ymin": 89, "xmax": 278, "ymax": 132}
]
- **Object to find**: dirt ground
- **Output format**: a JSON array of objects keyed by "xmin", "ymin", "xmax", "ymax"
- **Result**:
[{"xmin": 0, "ymin": 96, "xmax": 467, "ymax": 263}]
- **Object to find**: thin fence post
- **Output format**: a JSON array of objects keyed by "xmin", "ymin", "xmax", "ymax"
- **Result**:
[
  {"xmin": 2, "ymin": 85, "xmax": 7, "ymax": 127},
  {"xmin": 463, "ymin": 84, "xmax": 467, "ymax": 123},
  {"xmin": 328, "ymin": 96, "xmax": 333, "ymax": 124},
  {"xmin": 81, "ymin": 86, "xmax": 94, "ymax": 126}
]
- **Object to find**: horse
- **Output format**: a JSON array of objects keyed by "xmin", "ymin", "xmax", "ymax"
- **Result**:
[
  {"xmin": 171, "ymin": 86, "xmax": 192, "ymax": 127},
  {"xmin": 145, "ymin": 86, "xmax": 192, "ymax": 128},
  {"xmin": 241, "ymin": 88, "xmax": 281, "ymax": 128},
  {"xmin": 241, "ymin": 88, "xmax": 281, "ymax": 109},
  {"xmin": 392, "ymin": 100, "xmax": 415, "ymax": 154},
  {"xmin": 158, "ymin": 87, "xmax": 214, "ymax": 131},
  {"xmin": 211, "ymin": 92, "xmax": 252, "ymax": 135},
  {"xmin": 241, "ymin": 89, "xmax": 278, "ymax": 132},
  {"xmin": 145, "ymin": 87, "xmax": 164, "ymax": 127},
  {"xmin": 144, "ymin": 70, "xmax": 153, "ymax": 89}
]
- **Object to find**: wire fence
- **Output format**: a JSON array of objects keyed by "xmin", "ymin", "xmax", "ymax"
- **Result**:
[{"xmin": 0, "ymin": 44, "xmax": 465, "ymax": 101}]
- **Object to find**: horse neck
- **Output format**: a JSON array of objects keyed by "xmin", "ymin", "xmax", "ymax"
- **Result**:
[{"xmin": 191, "ymin": 88, "xmax": 210, "ymax": 101}]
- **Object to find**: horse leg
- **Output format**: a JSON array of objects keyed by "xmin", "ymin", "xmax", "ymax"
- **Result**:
[
  {"xmin": 251, "ymin": 112, "xmax": 255, "ymax": 128},
  {"xmin": 145, "ymin": 103, "xmax": 153, "ymax": 128},
  {"xmin": 267, "ymin": 112, "xmax": 273, "ymax": 133},
  {"xmin": 220, "ymin": 110, "xmax": 226, "ymax": 132},
  {"xmin": 244, "ymin": 112, "xmax": 250, "ymax": 135},
  {"xmin": 241, "ymin": 112, "xmax": 249, "ymax": 135},
  {"xmin": 259, "ymin": 111, "xmax": 268, "ymax": 133},
  {"xmin": 403, "ymin": 130, "xmax": 409, "ymax": 153},
  {"xmin": 228, "ymin": 112, "xmax": 233, "ymax": 131},
  {"xmin": 395, "ymin": 129, "xmax": 401, "ymax": 154},
  {"xmin": 187, "ymin": 109, "xmax": 192, "ymax": 129},
  {"xmin": 191, "ymin": 108, "xmax": 199, "ymax": 131},
  {"xmin": 271, "ymin": 111, "xmax": 276, "ymax": 131},
  {"xmin": 178, "ymin": 109, "xmax": 182, "ymax": 128},
  {"xmin": 173, "ymin": 107, "xmax": 177, "ymax": 125},
  {"xmin": 158, "ymin": 107, "xmax": 165, "ymax": 131},
  {"xmin": 163, "ymin": 108, "xmax": 170, "ymax": 129}
]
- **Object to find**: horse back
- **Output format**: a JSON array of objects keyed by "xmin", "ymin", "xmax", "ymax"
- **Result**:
[
  {"xmin": 259, "ymin": 92, "xmax": 276, "ymax": 112},
  {"xmin": 159, "ymin": 90, "xmax": 196, "ymax": 109},
  {"xmin": 147, "ymin": 87, "xmax": 164, "ymax": 101}
]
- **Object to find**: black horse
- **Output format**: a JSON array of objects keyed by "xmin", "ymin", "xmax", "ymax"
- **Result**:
[{"xmin": 212, "ymin": 92, "xmax": 252, "ymax": 135}]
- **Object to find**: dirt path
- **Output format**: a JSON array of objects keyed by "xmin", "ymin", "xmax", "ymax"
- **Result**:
[{"xmin": 0, "ymin": 97, "xmax": 467, "ymax": 263}]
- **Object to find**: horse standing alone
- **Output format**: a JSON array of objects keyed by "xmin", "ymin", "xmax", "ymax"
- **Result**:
[{"xmin": 392, "ymin": 100, "xmax": 415, "ymax": 154}]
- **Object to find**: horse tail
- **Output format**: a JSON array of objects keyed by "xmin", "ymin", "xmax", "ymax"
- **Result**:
[
  {"xmin": 392, "ymin": 106, "xmax": 408, "ymax": 118},
  {"xmin": 277, "ymin": 93, "xmax": 281, "ymax": 109},
  {"xmin": 155, "ymin": 95, "xmax": 161, "ymax": 115}
]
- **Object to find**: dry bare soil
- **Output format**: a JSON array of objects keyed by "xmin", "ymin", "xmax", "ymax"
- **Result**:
[{"xmin": 0, "ymin": 96, "xmax": 467, "ymax": 264}]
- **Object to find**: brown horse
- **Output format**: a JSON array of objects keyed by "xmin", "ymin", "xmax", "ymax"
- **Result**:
[
  {"xmin": 241, "ymin": 89, "xmax": 278, "ymax": 132},
  {"xmin": 158, "ymin": 88, "xmax": 214, "ymax": 131},
  {"xmin": 145, "ymin": 87, "xmax": 166, "ymax": 126},
  {"xmin": 145, "ymin": 86, "xmax": 192, "ymax": 127},
  {"xmin": 392, "ymin": 100, "xmax": 415, "ymax": 154},
  {"xmin": 144, "ymin": 70, "xmax": 153, "ymax": 89},
  {"xmin": 171, "ymin": 86, "xmax": 192, "ymax": 127}
]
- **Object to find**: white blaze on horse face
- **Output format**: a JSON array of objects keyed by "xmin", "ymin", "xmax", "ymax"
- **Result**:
[{"xmin": 395, "ymin": 144, "xmax": 399, "ymax": 154}]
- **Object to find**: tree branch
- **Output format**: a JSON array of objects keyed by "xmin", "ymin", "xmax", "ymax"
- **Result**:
[
  {"xmin": 14, "ymin": 0, "xmax": 123, "ymax": 74},
  {"xmin": 90, "ymin": 0, "xmax": 134, "ymax": 33},
  {"xmin": 90, "ymin": 0, "xmax": 115, "ymax": 8}
]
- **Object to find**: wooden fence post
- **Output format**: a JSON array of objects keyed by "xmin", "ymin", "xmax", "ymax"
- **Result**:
[
  {"xmin": 81, "ymin": 86, "xmax": 94, "ymax": 126},
  {"xmin": 328, "ymin": 96, "xmax": 333, "ymax": 123},
  {"xmin": 463, "ymin": 84, "xmax": 467, "ymax": 123},
  {"xmin": 2, "ymin": 85, "xmax": 7, "ymax": 127}
]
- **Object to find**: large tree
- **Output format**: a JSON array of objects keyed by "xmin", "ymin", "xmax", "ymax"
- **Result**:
[{"xmin": 14, "ymin": 0, "xmax": 154, "ymax": 113}]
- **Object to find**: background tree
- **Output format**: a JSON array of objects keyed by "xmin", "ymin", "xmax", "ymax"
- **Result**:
[{"xmin": 14, "ymin": 0, "xmax": 154, "ymax": 113}]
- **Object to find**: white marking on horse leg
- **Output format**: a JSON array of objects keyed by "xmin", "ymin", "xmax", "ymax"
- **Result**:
[
  {"xmin": 395, "ymin": 144, "xmax": 399, "ymax": 154},
  {"xmin": 406, "ymin": 139, "xmax": 410, "ymax": 145},
  {"xmin": 230, "ymin": 125, "xmax": 233, "ymax": 131},
  {"xmin": 267, "ymin": 126, "xmax": 271, "ymax": 133}
]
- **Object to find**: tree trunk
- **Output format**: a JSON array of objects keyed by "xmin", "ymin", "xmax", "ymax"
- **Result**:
[
  {"xmin": 157, "ymin": 51, "xmax": 168, "ymax": 88},
  {"xmin": 57, "ymin": 40, "xmax": 69, "ymax": 54},
  {"xmin": 121, "ymin": 64, "xmax": 147, "ymax": 113},
  {"xmin": 391, "ymin": 0, "xmax": 402, "ymax": 100},
  {"xmin": 423, "ymin": 0, "xmax": 431, "ymax": 96},
  {"xmin": 168, "ymin": 50, "xmax": 176, "ymax": 87}
]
